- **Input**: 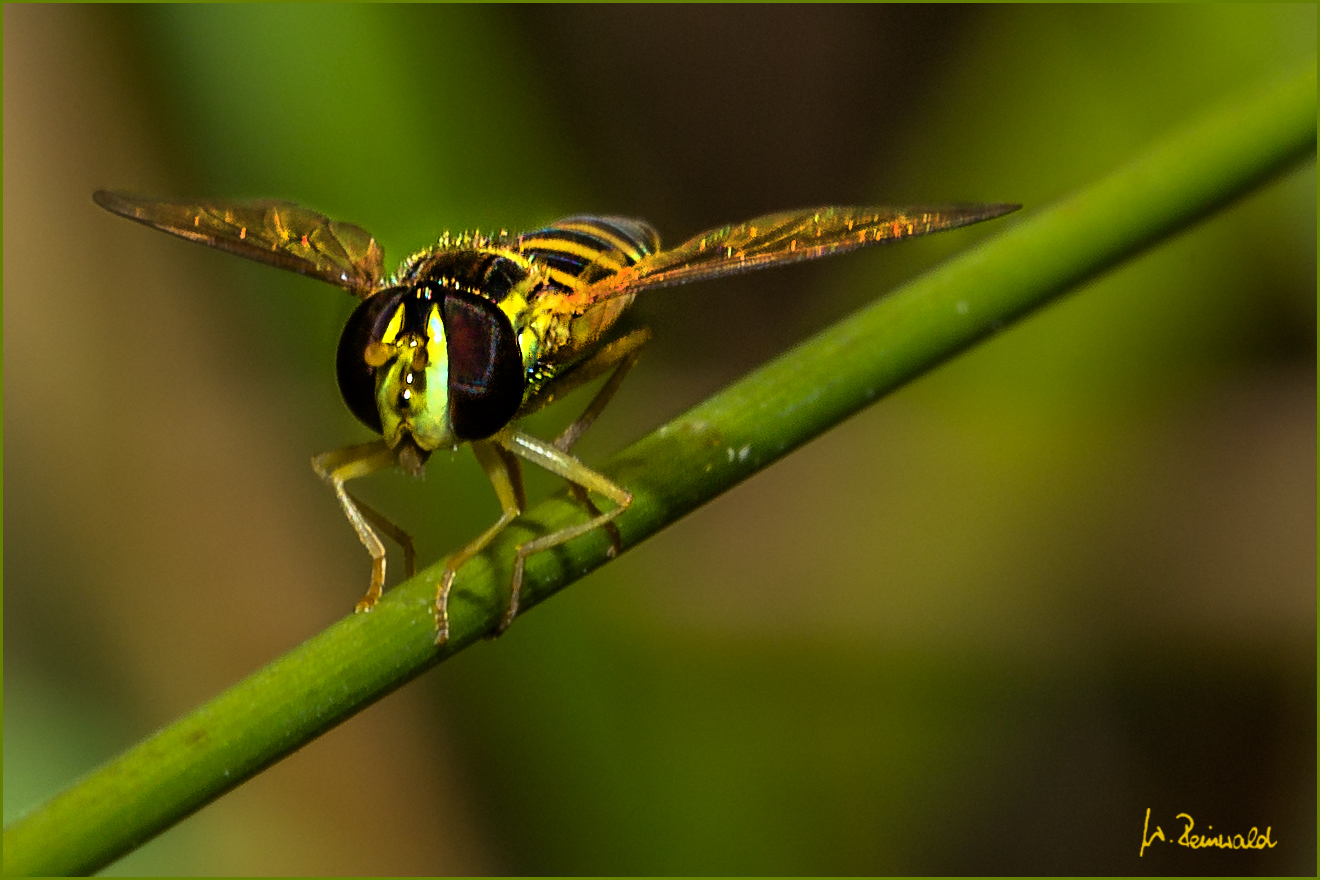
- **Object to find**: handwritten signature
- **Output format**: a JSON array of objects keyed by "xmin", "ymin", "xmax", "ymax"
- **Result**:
[{"xmin": 1140, "ymin": 807, "xmax": 1278, "ymax": 856}]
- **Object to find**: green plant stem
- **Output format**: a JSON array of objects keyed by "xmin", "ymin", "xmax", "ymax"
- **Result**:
[{"xmin": 4, "ymin": 63, "xmax": 1314, "ymax": 877}]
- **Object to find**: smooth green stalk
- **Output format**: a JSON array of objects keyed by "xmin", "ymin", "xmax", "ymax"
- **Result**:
[{"xmin": 3, "ymin": 63, "xmax": 1314, "ymax": 877}]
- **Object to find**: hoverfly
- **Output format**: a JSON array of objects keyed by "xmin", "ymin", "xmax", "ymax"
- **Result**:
[{"xmin": 93, "ymin": 191, "xmax": 1018, "ymax": 643}]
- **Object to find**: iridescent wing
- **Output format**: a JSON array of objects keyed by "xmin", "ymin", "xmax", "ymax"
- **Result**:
[
  {"xmin": 572, "ymin": 203, "xmax": 1020, "ymax": 304},
  {"xmin": 92, "ymin": 191, "xmax": 385, "ymax": 299}
]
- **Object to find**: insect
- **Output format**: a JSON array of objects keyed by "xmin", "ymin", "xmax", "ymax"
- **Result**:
[{"xmin": 93, "ymin": 191, "xmax": 1018, "ymax": 644}]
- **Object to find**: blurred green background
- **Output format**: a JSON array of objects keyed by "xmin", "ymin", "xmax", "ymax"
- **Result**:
[{"xmin": 3, "ymin": 5, "xmax": 1314, "ymax": 874}]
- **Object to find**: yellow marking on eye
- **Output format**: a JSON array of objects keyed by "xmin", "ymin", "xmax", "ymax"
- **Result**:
[
  {"xmin": 425, "ymin": 303, "xmax": 447, "ymax": 376},
  {"xmin": 380, "ymin": 303, "xmax": 405, "ymax": 345}
]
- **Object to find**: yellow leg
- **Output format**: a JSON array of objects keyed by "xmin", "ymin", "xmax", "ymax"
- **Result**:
[
  {"xmin": 438, "ymin": 330, "xmax": 647, "ymax": 643},
  {"xmin": 346, "ymin": 489, "xmax": 418, "ymax": 590},
  {"xmin": 433, "ymin": 441, "xmax": 525, "ymax": 645},
  {"xmin": 311, "ymin": 440, "xmax": 413, "ymax": 613},
  {"xmin": 494, "ymin": 430, "xmax": 632, "ymax": 635},
  {"xmin": 551, "ymin": 329, "xmax": 648, "ymax": 554}
]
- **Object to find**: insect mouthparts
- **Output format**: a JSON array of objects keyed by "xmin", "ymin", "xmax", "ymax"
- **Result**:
[{"xmin": 396, "ymin": 436, "xmax": 431, "ymax": 478}]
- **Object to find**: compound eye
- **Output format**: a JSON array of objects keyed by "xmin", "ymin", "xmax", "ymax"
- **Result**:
[
  {"xmin": 337, "ymin": 287, "xmax": 407, "ymax": 433},
  {"xmin": 442, "ymin": 290, "xmax": 525, "ymax": 440}
]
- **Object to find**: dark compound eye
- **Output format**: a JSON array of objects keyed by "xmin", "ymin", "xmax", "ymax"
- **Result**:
[
  {"xmin": 442, "ymin": 290, "xmax": 525, "ymax": 440},
  {"xmin": 336, "ymin": 286, "xmax": 407, "ymax": 434}
]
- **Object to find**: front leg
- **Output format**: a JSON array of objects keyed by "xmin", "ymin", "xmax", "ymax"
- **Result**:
[
  {"xmin": 311, "ymin": 440, "xmax": 414, "ymax": 613},
  {"xmin": 434, "ymin": 440, "xmax": 526, "ymax": 645}
]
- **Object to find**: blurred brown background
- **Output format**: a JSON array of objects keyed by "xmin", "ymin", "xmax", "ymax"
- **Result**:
[{"xmin": 4, "ymin": 5, "xmax": 1314, "ymax": 874}]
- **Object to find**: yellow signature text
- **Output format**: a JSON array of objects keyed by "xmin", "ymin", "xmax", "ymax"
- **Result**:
[{"xmin": 1140, "ymin": 808, "xmax": 1278, "ymax": 856}]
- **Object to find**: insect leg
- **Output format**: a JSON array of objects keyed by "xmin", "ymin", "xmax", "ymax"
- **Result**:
[
  {"xmin": 434, "ymin": 440, "xmax": 526, "ymax": 645},
  {"xmin": 347, "ymin": 489, "xmax": 418, "ymax": 583},
  {"xmin": 519, "ymin": 328, "xmax": 650, "ymax": 553},
  {"xmin": 552, "ymin": 328, "xmax": 651, "ymax": 452},
  {"xmin": 552, "ymin": 329, "xmax": 649, "ymax": 554},
  {"xmin": 311, "ymin": 440, "xmax": 414, "ymax": 613},
  {"xmin": 495, "ymin": 430, "xmax": 633, "ymax": 634}
]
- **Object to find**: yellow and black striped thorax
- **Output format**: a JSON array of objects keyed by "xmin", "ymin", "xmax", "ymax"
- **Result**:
[{"xmin": 335, "ymin": 217, "xmax": 657, "ymax": 449}]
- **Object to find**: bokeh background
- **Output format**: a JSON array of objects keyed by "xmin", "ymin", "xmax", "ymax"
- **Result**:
[{"xmin": 4, "ymin": 5, "xmax": 1314, "ymax": 875}]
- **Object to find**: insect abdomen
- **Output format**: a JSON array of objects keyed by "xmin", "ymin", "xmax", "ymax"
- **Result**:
[
  {"xmin": 517, "ymin": 216, "xmax": 659, "ymax": 363},
  {"xmin": 516, "ymin": 216, "xmax": 659, "ymax": 289}
]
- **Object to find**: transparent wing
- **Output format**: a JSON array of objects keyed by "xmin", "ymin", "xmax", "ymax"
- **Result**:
[
  {"xmin": 93, "ymin": 190, "xmax": 385, "ymax": 299},
  {"xmin": 573, "ymin": 203, "xmax": 1019, "ymax": 303}
]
